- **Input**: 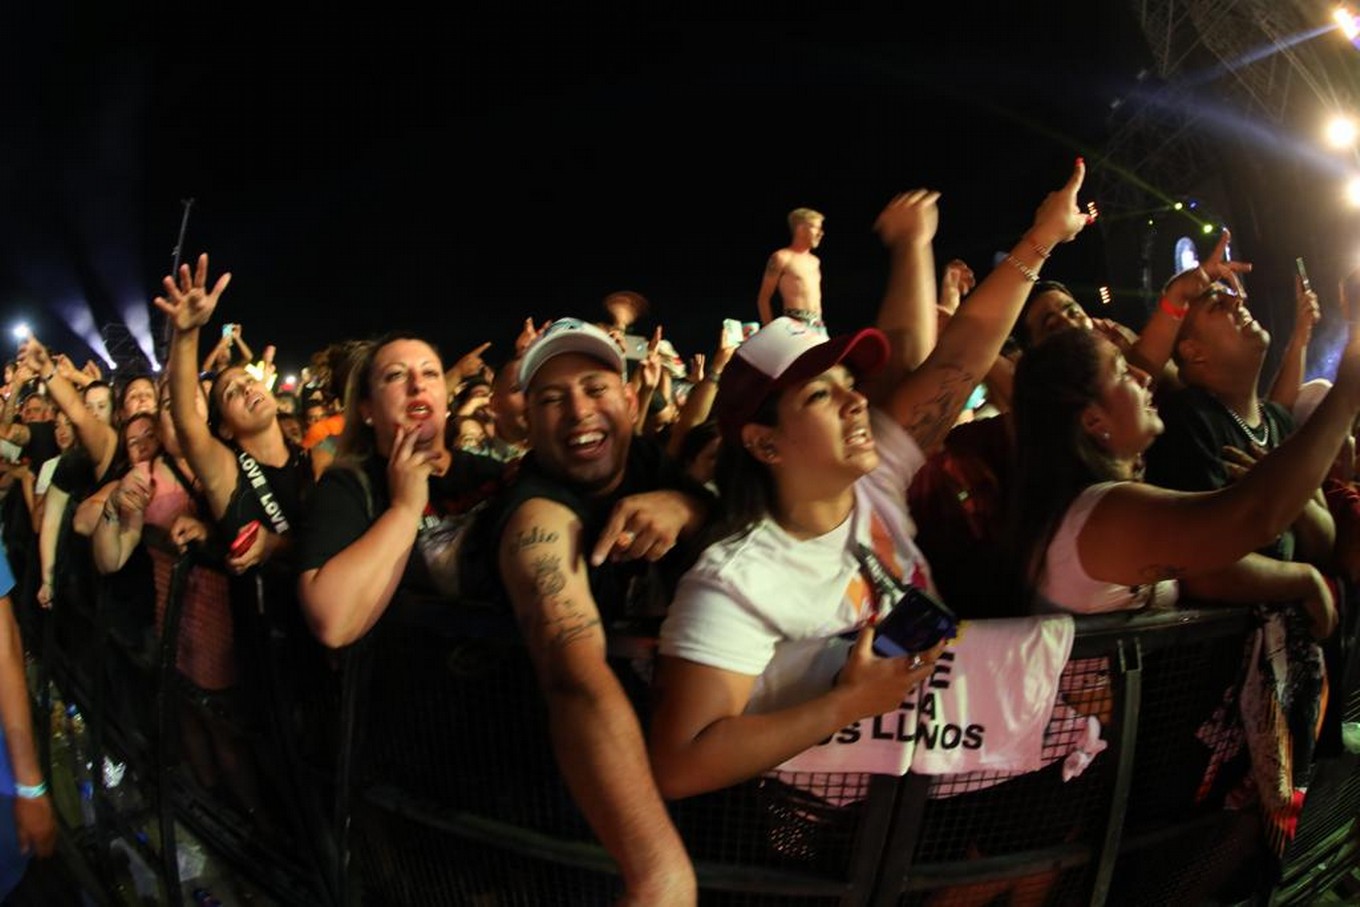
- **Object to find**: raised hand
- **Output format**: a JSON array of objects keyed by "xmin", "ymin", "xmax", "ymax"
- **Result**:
[
  {"xmin": 1294, "ymin": 273, "xmax": 1321, "ymax": 337},
  {"xmin": 17, "ymin": 338, "xmax": 52, "ymax": 377},
  {"xmin": 450, "ymin": 341, "xmax": 493, "ymax": 381},
  {"xmin": 152, "ymin": 252, "xmax": 232, "ymax": 332},
  {"xmin": 686, "ymin": 353, "xmax": 706, "ymax": 385},
  {"xmin": 387, "ymin": 423, "xmax": 437, "ymax": 518},
  {"xmin": 1029, "ymin": 158, "xmax": 1090, "ymax": 250},
  {"xmin": 939, "ymin": 259, "xmax": 975, "ymax": 315},
  {"xmin": 515, "ymin": 318, "xmax": 550, "ymax": 355},
  {"xmin": 1203, "ymin": 230, "xmax": 1252, "ymax": 298},
  {"xmin": 874, "ymin": 189, "xmax": 941, "ymax": 249}
]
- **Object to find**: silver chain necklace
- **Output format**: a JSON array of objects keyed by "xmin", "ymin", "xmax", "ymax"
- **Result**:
[{"xmin": 1218, "ymin": 399, "xmax": 1270, "ymax": 449}]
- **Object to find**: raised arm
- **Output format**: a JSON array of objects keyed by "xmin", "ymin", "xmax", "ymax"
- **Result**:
[
  {"xmin": 153, "ymin": 253, "xmax": 240, "ymax": 518},
  {"xmin": 865, "ymin": 189, "xmax": 940, "ymax": 401},
  {"xmin": 0, "ymin": 363, "xmax": 31, "ymax": 448},
  {"xmin": 881, "ymin": 161, "xmax": 1090, "ymax": 452},
  {"xmin": 19, "ymin": 338, "xmax": 115, "ymax": 473},
  {"xmin": 499, "ymin": 498, "xmax": 695, "ymax": 905},
  {"xmin": 298, "ymin": 425, "xmax": 436, "ymax": 648},
  {"xmin": 1268, "ymin": 273, "xmax": 1320, "ymax": 411},
  {"xmin": 1078, "ymin": 329, "xmax": 1360, "ymax": 586}
]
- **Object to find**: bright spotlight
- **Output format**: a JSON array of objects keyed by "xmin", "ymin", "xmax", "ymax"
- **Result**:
[
  {"xmin": 1336, "ymin": 6, "xmax": 1360, "ymax": 41},
  {"xmin": 1201, "ymin": 223, "xmax": 1215, "ymax": 234},
  {"xmin": 1347, "ymin": 175, "xmax": 1360, "ymax": 206},
  {"xmin": 1172, "ymin": 201, "xmax": 1184, "ymax": 211},
  {"xmin": 10, "ymin": 323, "xmax": 29, "ymax": 342},
  {"xmin": 1098, "ymin": 286, "xmax": 1112, "ymax": 306},
  {"xmin": 1326, "ymin": 115, "xmax": 1359, "ymax": 148}
]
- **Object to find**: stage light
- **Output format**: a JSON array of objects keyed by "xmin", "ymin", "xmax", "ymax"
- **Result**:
[
  {"xmin": 11, "ymin": 323, "xmax": 29, "ymax": 342},
  {"xmin": 1098, "ymin": 286, "xmax": 1112, "ymax": 306},
  {"xmin": 1172, "ymin": 202, "xmax": 1184, "ymax": 211},
  {"xmin": 1336, "ymin": 6, "xmax": 1360, "ymax": 41},
  {"xmin": 1326, "ymin": 114, "xmax": 1359, "ymax": 148},
  {"xmin": 1201, "ymin": 223, "xmax": 1215, "ymax": 234},
  {"xmin": 1347, "ymin": 175, "xmax": 1360, "ymax": 205}
]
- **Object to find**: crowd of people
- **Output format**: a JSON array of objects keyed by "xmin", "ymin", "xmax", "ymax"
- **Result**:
[{"xmin": 1, "ymin": 157, "xmax": 1357, "ymax": 904}]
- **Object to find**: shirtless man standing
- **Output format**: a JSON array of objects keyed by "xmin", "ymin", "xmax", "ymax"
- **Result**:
[{"xmin": 756, "ymin": 207, "xmax": 825, "ymax": 332}]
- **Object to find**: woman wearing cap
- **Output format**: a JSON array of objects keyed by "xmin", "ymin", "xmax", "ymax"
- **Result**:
[
  {"xmin": 1011, "ymin": 319, "xmax": 1359, "ymax": 629},
  {"xmin": 649, "ymin": 164, "xmax": 1092, "ymax": 799}
]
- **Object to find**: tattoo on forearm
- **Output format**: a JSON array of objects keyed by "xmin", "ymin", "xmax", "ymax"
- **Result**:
[
  {"xmin": 526, "ymin": 553, "xmax": 601, "ymax": 648},
  {"xmin": 904, "ymin": 364, "xmax": 975, "ymax": 449},
  {"xmin": 532, "ymin": 554, "xmax": 566, "ymax": 596},
  {"xmin": 510, "ymin": 525, "xmax": 559, "ymax": 554}
]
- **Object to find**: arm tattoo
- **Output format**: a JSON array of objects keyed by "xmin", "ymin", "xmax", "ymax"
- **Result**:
[
  {"xmin": 903, "ymin": 363, "xmax": 975, "ymax": 450},
  {"xmin": 764, "ymin": 255, "xmax": 783, "ymax": 276},
  {"xmin": 528, "ymin": 553, "xmax": 601, "ymax": 648},
  {"xmin": 510, "ymin": 525, "xmax": 559, "ymax": 555}
]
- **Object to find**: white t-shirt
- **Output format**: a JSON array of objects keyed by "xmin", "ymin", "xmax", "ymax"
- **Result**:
[
  {"xmin": 660, "ymin": 407, "xmax": 931, "ymax": 715},
  {"xmin": 1036, "ymin": 482, "xmax": 1179, "ymax": 614}
]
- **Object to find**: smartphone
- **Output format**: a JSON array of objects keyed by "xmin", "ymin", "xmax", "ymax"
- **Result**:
[
  {"xmin": 872, "ymin": 586, "xmax": 958, "ymax": 659},
  {"xmin": 722, "ymin": 318, "xmax": 744, "ymax": 348},
  {"xmin": 222, "ymin": 323, "xmax": 236, "ymax": 339},
  {"xmin": 228, "ymin": 520, "xmax": 261, "ymax": 559},
  {"xmin": 1295, "ymin": 257, "xmax": 1311, "ymax": 292},
  {"xmin": 621, "ymin": 333, "xmax": 650, "ymax": 362}
]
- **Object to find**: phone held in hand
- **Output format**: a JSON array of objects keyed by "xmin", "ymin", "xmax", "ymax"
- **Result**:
[
  {"xmin": 228, "ymin": 520, "xmax": 261, "ymax": 559},
  {"xmin": 722, "ymin": 318, "xmax": 744, "ymax": 348},
  {"xmin": 872, "ymin": 586, "xmax": 958, "ymax": 659},
  {"xmin": 1295, "ymin": 257, "xmax": 1311, "ymax": 292}
]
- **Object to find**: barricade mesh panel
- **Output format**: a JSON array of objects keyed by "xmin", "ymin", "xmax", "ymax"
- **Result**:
[
  {"xmin": 899, "ymin": 866, "xmax": 1090, "ymax": 906},
  {"xmin": 910, "ymin": 655, "xmax": 1114, "ymax": 865},
  {"xmin": 1107, "ymin": 808, "xmax": 1264, "ymax": 907},
  {"xmin": 1124, "ymin": 632, "xmax": 1249, "ymax": 825},
  {"xmin": 351, "ymin": 799, "xmax": 621, "ymax": 906},
  {"xmin": 672, "ymin": 772, "xmax": 874, "ymax": 875},
  {"xmin": 151, "ymin": 548, "xmax": 236, "ymax": 690}
]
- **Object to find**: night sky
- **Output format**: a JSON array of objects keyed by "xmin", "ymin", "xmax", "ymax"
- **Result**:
[{"xmin": 2, "ymin": 5, "xmax": 1151, "ymax": 380}]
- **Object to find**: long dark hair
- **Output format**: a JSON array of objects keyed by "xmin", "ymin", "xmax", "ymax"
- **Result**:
[
  {"xmin": 704, "ymin": 394, "xmax": 781, "ymax": 550},
  {"xmin": 1010, "ymin": 329, "xmax": 1122, "ymax": 590}
]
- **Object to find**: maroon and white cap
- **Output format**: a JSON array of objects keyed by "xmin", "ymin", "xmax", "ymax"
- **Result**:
[{"xmin": 714, "ymin": 317, "xmax": 889, "ymax": 442}]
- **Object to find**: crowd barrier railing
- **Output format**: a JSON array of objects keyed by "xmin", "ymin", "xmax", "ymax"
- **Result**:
[{"xmin": 21, "ymin": 540, "xmax": 1360, "ymax": 906}]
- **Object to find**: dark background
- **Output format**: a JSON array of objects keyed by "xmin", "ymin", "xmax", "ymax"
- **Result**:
[{"xmin": 0, "ymin": 4, "xmax": 1244, "ymax": 381}]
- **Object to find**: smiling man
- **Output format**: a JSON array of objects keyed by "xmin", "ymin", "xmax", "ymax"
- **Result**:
[
  {"xmin": 1145, "ymin": 282, "xmax": 1335, "ymax": 565},
  {"xmin": 483, "ymin": 318, "xmax": 705, "ymax": 905}
]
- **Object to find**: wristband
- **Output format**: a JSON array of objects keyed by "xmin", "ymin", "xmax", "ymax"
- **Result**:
[
  {"xmin": 1003, "ymin": 254, "xmax": 1040, "ymax": 283},
  {"xmin": 1159, "ymin": 296, "xmax": 1189, "ymax": 319},
  {"xmin": 14, "ymin": 780, "xmax": 47, "ymax": 799}
]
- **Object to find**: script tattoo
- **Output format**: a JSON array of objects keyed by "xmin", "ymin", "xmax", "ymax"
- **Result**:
[
  {"xmin": 510, "ymin": 526, "xmax": 559, "ymax": 555},
  {"xmin": 903, "ymin": 363, "xmax": 975, "ymax": 451},
  {"xmin": 527, "ymin": 552, "xmax": 600, "ymax": 648}
]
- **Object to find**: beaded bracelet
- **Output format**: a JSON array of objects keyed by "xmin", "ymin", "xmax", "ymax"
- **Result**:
[
  {"xmin": 15, "ymin": 780, "xmax": 47, "ymax": 799},
  {"xmin": 1003, "ymin": 254, "xmax": 1040, "ymax": 283}
]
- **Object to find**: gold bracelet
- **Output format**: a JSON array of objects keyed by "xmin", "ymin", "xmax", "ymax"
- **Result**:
[{"xmin": 1003, "ymin": 254, "xmax": 1040, "ymax": 283}]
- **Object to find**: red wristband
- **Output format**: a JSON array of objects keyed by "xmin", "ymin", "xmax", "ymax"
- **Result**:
[{"xmin": 1159, "ymin": 296, "xmax": 1189, "ymax": 319}]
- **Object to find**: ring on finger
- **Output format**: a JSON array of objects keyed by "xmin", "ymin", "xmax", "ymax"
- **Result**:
[{"xmin": 617, "ymin": 530, "xmax": 636, "ymax": 547}]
